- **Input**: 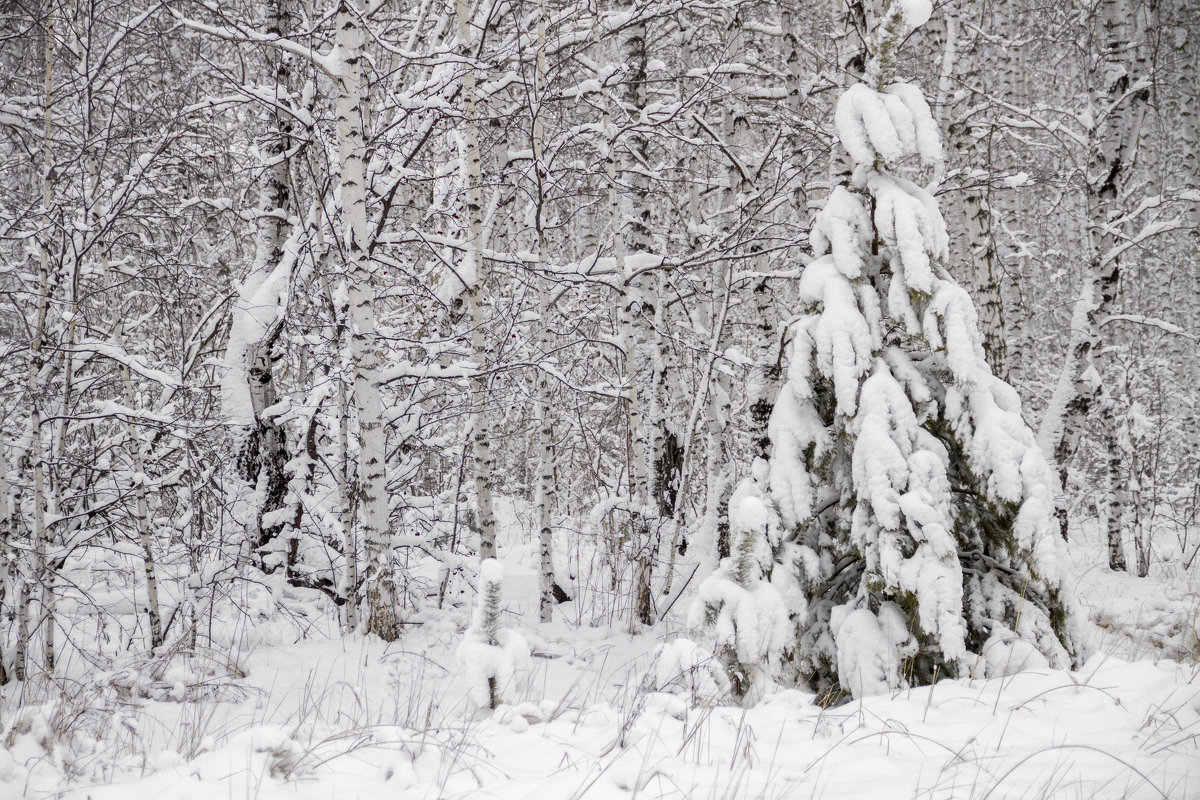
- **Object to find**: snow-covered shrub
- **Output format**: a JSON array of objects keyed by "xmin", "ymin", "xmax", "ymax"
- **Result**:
[
  {"xmin": 103, "ymin": 644, "xmax": 249, "ymax": 703},
  {"xmin": 457, "ymin": 559, "xmax": 529, "ymax": 709},
  {"xmin": 647, "ymin": 639, "xmax": 726, "ymax": 704},
  {"xmin": 688, "ymin": 479, "xmax": 788, "ymax": 703},
  {"xmin": 830, "ymin": 602, "xmax": 915, "ymax": 697},
  {"xmin": 759, "ymin": 0, "xmax": 1079, "ymax": 699}
]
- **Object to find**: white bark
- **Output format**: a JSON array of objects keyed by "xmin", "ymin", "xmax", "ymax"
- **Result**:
[
  {"xmin": 338, "ymin": 342, "xmax": 359, "ymax": 632},
  {"xmin": 705, "ymin": 9, "xmax": 750, "ymax": 560},
  {"xmin": 320, "ymin": 263, "xmax": 359, "ymax": 632},
  {"xmin": 457, "ymin": 0, "xmax": 498, "ymax": 562},
  {"xmin": 114, "ymin": 352, "xmax": 164, "ymax": 648},
  {"xmin": 0, "ymin": 438, "xmax": 10, "ymax": 685},
  {"xmin": 335, "ymin": 0, "xmax": 399, "ymax": 640},
  {"xmin": 1041, "ymin": 0, "xmax": 1149, "ymax": 547},
  {"xmin": 1176, "ymin": 1, "xmax": 1200, "ymax": 478},
  {"xmin": 938, "ymin": 12, "xmax": 1008, "ymax": 378},
  {"xmin": 612, "ymin": 5, "xmax": 657, "ymax": 625},
  {"xmin": 591, "ymin": 3, "xmax": 654, "ymax": 623},
  {"xmin": 221, "ymin": 0, "xmax": 295, "ymax": 555},
  {"xmin": 533, "ymin": 0, "xmax": 557, "ymax": 623},
  {"xmin": 1102, "ymin": 397, "xmax": 1129, "ymax": 571},
  {"xmin": 30, "ymin": 0, "xmax": 56, "ymax": 673}
]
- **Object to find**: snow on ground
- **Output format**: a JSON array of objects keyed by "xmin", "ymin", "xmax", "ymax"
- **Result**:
[
  {"xmin": 2, "ymin": 504, "xmax": 1198, "ymax": 799},
  {"xmin": 8, "ymin": 633, "xmax": 1195, "ymax": 800}
]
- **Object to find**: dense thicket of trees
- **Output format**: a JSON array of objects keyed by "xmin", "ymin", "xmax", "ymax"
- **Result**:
[{"xmin": 0, "ymin": 0, "xmax": 1195, "ymax": 694}]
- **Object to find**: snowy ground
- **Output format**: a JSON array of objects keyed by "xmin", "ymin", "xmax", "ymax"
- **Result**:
[{"xmin": 2, "ymin": 514, "xmax": 1198, "ymax": 799}]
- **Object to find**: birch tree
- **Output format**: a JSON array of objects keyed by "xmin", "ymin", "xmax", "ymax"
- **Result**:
[
  {"xmin": 332, "ymin": 0, "xmax": 401, "ymax": 639},
  {"xmin": 1037, "ymin": 0, "xmax": 1152, "ymax": 563},
  {"xmin": 456, "ymin": 0, "xmax": 499, "ymax": 563},
  {"xmin": 530, "ymin": 0, "xmax": 557, "ymax": 622},
  {"xmin": 221, "ymin": 0, "xmax": 299, "ymax": 559},
  {"xmin": 935, "ymin": 8, "xmax": 1008, "ymax": 377},
  {"xmin": 29, "ymin": 0, "xmax": 58, "ymax": 673}
]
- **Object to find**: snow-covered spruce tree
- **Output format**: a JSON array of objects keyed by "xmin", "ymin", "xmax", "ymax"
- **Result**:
[
  {"xmin": 759, "ymin": 0, "xmax": 1079, "ymax": 699},
  {"xmin": 689, "ymin": 475, "xmax": 788, "ymax": 703},
  {"xmin": 458, "ymin": 559, "xmax": 529, "ymax": 709}
]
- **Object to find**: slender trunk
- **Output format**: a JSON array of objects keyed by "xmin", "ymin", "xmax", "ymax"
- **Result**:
[
  {"xmin": 0, "ymin": 438, "xmax": 10, "ymax": 685},
  {"xmin": 781, "ymin": 5, "xmax": 808, "ymax": 219},
  {"xmin": 535, "ymin": 301, "xmax": 556, "ymax": 621},
  {"xmin": 649, "ymin": 271, "xmax": 680, "ymax": 521},
  {"xmin": 107, "ymin": 281, "xmax": 163, "ymax": 649},
  {"xmin": 120, "ymin": 362, "xmax": 164, "ymax": 647},
  {"xmin": 533, "ymin": 0, "xmax": 557, "ymax": 622},
  {"xmin": 1134, "ymin": 511, "xmax": 1151, "ymax": 577},
  {"xmin": 336, "ymin": 0, "xmax": 398, "ymax": 640},
  {"xmin": 1176, "ymin": 1, "xmax": 1199, "ymax": 479},
  {"xmin": 612, "ymin": 5, "xmax": 656, "ymax": 626},
  {"xmin": 132, "ymin": 445, "xmax": 164, "ymax": 648},
  {"xmin": 15, "ymin": 583, "xmax": 30, "ymax": 682},
  {"xmin": 185, "ymin": 447, "xmax": 201, "ymax": 650},
  {"xmin": 457, "ymin": 0, "xmax": 498, "ymax": 562},
  {"xmin": 1040, "ymin": 0, "xmax": 1149, "ymax": 540},
  {"xmin": 8, "ymin": 428, "xmax": 27, "ymax": 682},
  {"xmin": 1180, "ymin": 1, "xmax": 1199, "ymax": 232},
  {"xmin": 317, "ymin": 237, "xmax": 357, "ymax": 630},
  {"xmin": 223, "ymin": 0, "xmax": 294, "ymax": 554},
  {"xmin": 337, "ymin": 319, "xmax": 358, "ymax": 631},
  {"xmin": 750, "ymin": 4, "xmax": 804, "ymax": 463},
  {"xmin": 935, "ymin": 11, "xmax": 1007, "ymax": 376},
  {"xmin": 705, "ymin": 376, "xmax": 733, "ymax": 560},
  {"xmin": 593, "ymin": 3, "xmax": 651, "ymax": 622},
  {"xmin": 712, "ymin": 9, "xmax": 751, "ymax": 560},
  {"xmin": 30, "ymin": 0, "xmax": 56, "ymax": 673}
]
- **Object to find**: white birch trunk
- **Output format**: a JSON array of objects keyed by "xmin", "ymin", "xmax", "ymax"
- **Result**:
[
  {"xmin": 0, "ymin": 438, "xmax": 10, "ymax": 684},
  {"xmin": 1041, "ymin": 0, "xmax": 1149, "ymax": 546},
  {"xmin": 116, "ymin": 353, "xmax": 164, "ymax": 648},
  {"xmin": 1176, "ymin": 1, "xmax": 1200, "ymax": 478},
  {"xmin": 707, "ymin": 9, "xmax": 751, "ymax": 560},
  {"xmin": 532, "ymin": 0, "xmax": 558, "ymax": 622},
  {"xmin": 457, "ymin": 0, "xmax": 498, "ymax": 562},
  {"xmin": 327, "ymin": 273, "xmax": 359, "ymax": 632},
  {"xmin": 1102, "ymin": 399, "xmax": 1129, "ymax": 571},
  {"xmin": 221, "ymin": 0, "xmax": 294, "ymax": 555},
  {"xmin": 6, "ymin": 434, "xmax": 27, "ymax": 681},
  {"xmin": 937, "ymin": 12, "xmax": 1008, "ymax": 378},
  {"xmin": 761, "ymin": 5, "xmax": 804, "ymax": 450},
  {"xmin": 30, "ymin": 0, "xmax": 56, "ymax": 673},
  {"xmin": 335, "ymin": 0, "xmax": 399, "ymax": 640},
  {"xmin": 613, "ymin": 6, "xmax": 656, "ymax": 625},
  {"xmin": 339, "ymin": 374, "xmax": 359, "ymax": 630}
]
